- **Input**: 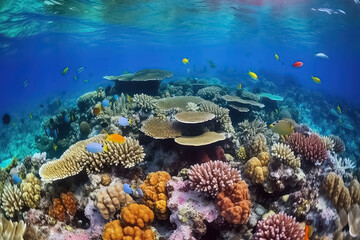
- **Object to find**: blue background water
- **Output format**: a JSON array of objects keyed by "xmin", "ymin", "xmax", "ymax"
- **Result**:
[{"xmin": 0, "ymin": 0, "xmax": 359, "ymax": 160}]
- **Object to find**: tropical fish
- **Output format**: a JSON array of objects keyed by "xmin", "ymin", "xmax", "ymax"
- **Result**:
[
  {"xmin": 62, "ymin": 67, "xmax": 69, "ymax": 75},
  {"xmin": 102, "ymin": 99, "xmax": 111, "ymax": 107},
  {"xmin": 270, "ymin": 119, "xmax": 294, "ymax": 135},
  {"xmin": 53, "ymin": 143, "xmax": 58, "ymax": 151},
  {"xmin": 247, "ymin": 70, "xmax": 258, "ymax": 80},
  {"xmin": 93, "ymin": 104, "xmax": 103, "ymax": 116},
  {"xmin": 207, "ymin": 59, "xmax": 216, "ymax": 68},
  {"xmin": 23, "ymin": 80, "xmax": 28, "ymax": 87},
  {"xmin": 2, "ymin": 114, "xmax": 10, "ymax": 124},
  {"xmin": 338, "ymin": 9, "xmax": 346, "ymax": 14},
  {"xmin": 304, "ymin": 224, "xmax": 313, "ymax": 240},
  {"xmin": 238, "ymin": 83, "xmax": 242, "ymax": 89},
  {"xmin": 337, "ymin": 105, "xmax": 342, "ymax": 114},
  {"xmin": 64, "ymin": 115, "xmax": 70, "ymax": 123},
  {"xmin": 57, "ymin": 100, "xmax": 61, "ymax": 106},
  {"xmin": 311, "ymin": 76, "xmax": 321, "ymax": 84},
  {"xmin": 123, "ymin": 184, "xmax": 132, "ymax": 194},
  {"xmin": 45, "ymin": 128, "xmax": 51, "ymax": 136},
  {"xmin": 314, "ymin": 53, "xmax": 329, "ymax": 59},
  {"xmin": 77, "ymin": 67, "xmax": 84, "ymax": 72},
  {"xmin": 275, "ymin": 109, "xmax": 279, "ymax": 114},
  {"xmin": 84, "ymin": 80, "xmax": 88, "ymax": 83},
  {"xmin": 274, "ymin": 52, "xmax": 279, "ymax": 61},
  {"xmin": 123, "ymin": 71, "xmax": 130, "ymax": 74},
  {"xmin": 127, "ymin": 95, "xmax": 131, "ymax": 103},
  {"xmin": 113, "ymin": 94, "xmax": 119, "ymax": 101},
  {"xmin": 182, "ymin": 58, "xmax": 189, "ymax": 64},
  {"xmin": 292, "ymin": 61, "xmax": 303, "ymax": 68},
  {"xmin": 13, "ymin": 174, "xmax": 22, "ymax": 184},
  {"xmin": 11, "ymin": 122, "xmax": 15, "ymax": 126},
  {"xmin": 86, "ymin": 142, "xmax": 108, "ymax": 153},
  {"xmin": 30, "ymin": 113, "xmax": 33, "ymax": 119},
  {"xmin": 118, "ymin": 117, "xmax": 131, "ymax": 126},
  {"xmin": 74, "ymin": 75, "xmax": 78, "ymax": 80},
  {"xmin": 104, "ymin": 131, "xmax": 126, "ymax": 144}
]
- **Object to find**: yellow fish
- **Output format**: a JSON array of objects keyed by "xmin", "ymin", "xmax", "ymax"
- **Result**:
[
  {"xmin": 53, "ymin": 143, "xmax": 58, "ymax": 151},
  {"xmin": 275, "ymin": 52, "xmax": 279, "ymax": 61},
  {"xmin": 275, "ymin": 109, "xmax": 279, "ymax": 114},
  {"xmin": 30, "ymin": 113, "xmax": 33, "ymax": 119},
  {"xmin": 11, "ymin": 122, "xmax": 15, "ymax": 126},
  {"xmin": 311, "ymin": 76, "xmax": 321, "ymax": 84},
  {"xmin": 247, "ymin": 70, "xmax": 258, "ymax": 80},
  {"xmin": 182, "ymin": 58, "xmax": 189, "ymax": 65},
  {"xmin": 62, "ymin": 67, "xmax": 69, "ymax": 75},
  {"xmin": 337, "ymin": 105, "xmax": 341, "ymax": 114},
  {"xmin": 104, "ymin": 131, "xmax": 126, "ymax": 144},
  {"xmin": 127, "ymin": 95, "xmax": 131, "ymax": 103},
  {"xmin": 74, "ymin": 75, "xmax": 77, "ymax": 80},
  {"xmin": 270, "ymin": 119, "xmax": 294, "ymax": 135},
  {"xmin": 238, "ymin": 83, "xmax": 242, "ymax": 89}
]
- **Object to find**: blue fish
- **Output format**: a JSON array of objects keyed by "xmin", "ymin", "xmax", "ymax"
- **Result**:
[
  {"xmin": 118, "ymin": 117, "xmax": 131, "ymax": 126},
  {"xmin": 86, "ymin": 142, "xmax": 108, "ymax": 153},
  {"xmin": 64, "ymin": 115, "xmax": 70, "ymax": 123},
  {"xmin": 102, "ymin": 99, "xmax": 111, "ymax": 107},
  {"xmin": 114, "ymin": 95, "xmax": 119, "ymax": 101},
  {"xmin": 13, "ymin": 174, "xmax": 22, "ymax": 184},
  {"xmin": 45, "ymin": 128, "xmax": 51, "ymax": 136},
  {"xmin": 53, "ymin": 129, "xmax": 58, "ymax": 139},
  {"xmin": 123, "ymin": 184, "xmax": 132, "ymax": 194},
  {"xmin": 136, "ymin": 188, "xmax": 143, "ymax": 197}
]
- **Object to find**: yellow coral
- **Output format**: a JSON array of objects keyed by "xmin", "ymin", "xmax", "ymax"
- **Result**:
[
  {"xmin": 271, "ymin": 143, "xmax": 300, "ymax": 168},
  {"xmin": 102, "ymin": 220, "xmax": 155, "ymax": 240},
  {"xmin": 101, "ymin": 174, "xmax": 112, "ymax": 186},
  {"xmin": 1, "ymin": 183, "xmax": 24, "ymax": 218},
  {"xmin": 102, "ymin": 220, "xmax": 124, "ymax": 240},
  {"xmin": 237, "ymin": 146, "xmax": 247, "ymax": 162},
  {"xmin": 20, "ymin": 173, "xmax": 41, "ymax": 208},
  {"xmin": 121, "ymin": 203, "xmax": 154, "ymax": 229},
  {"xmin": 244, "ymin": 152, "xmax": 270, "ymax": 184},
  {"xmin": 140, "ymin": 171, "xmax": 171, "ymax": 220}
]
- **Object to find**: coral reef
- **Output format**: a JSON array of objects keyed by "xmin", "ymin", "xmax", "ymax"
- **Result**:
[
  {"xmin": 20, "ymin": 173, "xmax": 41, "ymax": 208},
  {"xmin": 1, "ymin": 183, "xmax": 24, "ymax": 218},
  {"xmin": 248, "ymin": 133, "xmax": 268, "ymax": 157},
  {"xmin": 244, "ymin": 152, "xmax": 270, "ymax": 184},
  {"xmin": 322, "ymin": 172, "xmax": 351, "ymax": 212},
  {"xmin": 120, "ymin": 203, "xmax": 154, "ymax": 229},
  {"xmin": 271, "ymin": 142, "xmax": 301, "ymax": 168},
  {"xmin": 0, "ymin": 214, "xmax": 27, "ymax": 240},
  {"xmin": 141, "ymin": 117, "xmax": 181, "ymax": 139},
  {"xmin": 132, "ymin": 93, "xmax": 157, "ymax": 112},
  {"xmin": 175, "ymin": 131, "xmax": 225, "ymax": 146},
  {"xmin": 102, "ymin": 219, "xmax": 155, "ymax": 240},
  {"xmin": 48, "ymin": 192, "xmax": 76, "ymax": 221}
]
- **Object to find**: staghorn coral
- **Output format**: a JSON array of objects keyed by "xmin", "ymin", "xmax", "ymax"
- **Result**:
[
  {"xmin": 20, "ymin": 173, "xmax": 41, "ymax": 208},
  {"xmin": 132, "ymin": 93, "xmax": 156, "ymax": 112},
  {"xmin": 0, "ymin": 214, "xmax": 27, "ymax": 240},
  {"xmin": 1, "ymin": 183, "xmax": 24, "ymax": 218},
  {"xmin": 323, "ymin": 172, "xmax": 351, "ymax": 212},
  {"xmin": 39, "ymin": 134, "xmax": 145, "ymax": 181},
  {"xmin": 244, "ymin": 152, "xmax": 270, "ymax": 184},
  {"xmin": 188, "ymin": 160, "xmax": 241, "ymax": 198},
  {"xmin": 271, "ymin": 143, "xmax": 301, "ymax": 168},
  {"xmin": 248, "ymin": 133, "xmax": 268, "ymax": 157},
  {"xmin": 140, "ymin": 171, "xmax": 171, "ymax": 220},
  {"xmin": 102, "ymin": 220, "xmax": 155, "ymax": 240},
  {"xmin": 121, "ymin": 203, "xmax": 154, "ymax": 229},
  {"xmin": 216, "ymin": 181, "xmax": 251, "ymax": 224},
  {"xmin": 141, "ymin": 117, "xmax": 181, "ymax": 139},
  {"xmin": 96, "ymin": 183, "xmax": 134, "ymax": 220},
  {"xmin": 101, "ymin": 174, "xmax": 112, "ymax": 186},
  {"xmin": 287, "ymin": 133, "xmax": 328, "ymax": 165},
  {"xmin": 254, "ymin": 212, "xmax": 305, "ymax": 240},
  {"xmin": 329, "ymin": 135, "xmax": 345, "ymax": 154}
]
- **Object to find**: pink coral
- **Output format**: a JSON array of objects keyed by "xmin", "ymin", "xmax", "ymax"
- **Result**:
[
  {"xmin": 287, "ymin": 133, "xmax": 328, "ymax": 165},
  {"xmin": 253, "ymin": 212, "xmax": 305, "ymax": 240},
  {"xmin": 188, "ymin": 160, "xmax": 241, "ymax": 198}
]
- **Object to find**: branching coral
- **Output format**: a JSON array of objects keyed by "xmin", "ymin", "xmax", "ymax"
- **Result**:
[
  {"xmin": 244, "ymin": 152, "xmax": 270, "ymax": 184},
  {"xmin": 216, "ymin": 181, "xmax": 251, "ymax": 224},
  {"xmin": 253, "ymin": 212, "xmax": 305, "ymax": 240},
  {"xmin": 0, "ymin": 214, "xmax": 27, "ymax": 240},
  {"xmin": 271, "ymin": 143, "xmax": 301, "ymax": 168},
  {"xmin": 188, "ymin": 160, "xmax": 241, "ymax": 198},
  {"xmin": 287, "ymin": 133, "xmax": 328, "ymax": 165},
  {"xmin": 197, "ymin": 86, "xmax": 224, "ymax": 101},
  {"xmin": 121, "ymin": 203, "xmax": 154, "ymax": 229},
  {"xmin": 140, "ymin": 171, "xmax": 171, "ymax": 220},
  {"xmin": 248, "ymin": 133, "xmax": 268, "ymax": 157},
  {"xmin": 132, "ymin": 93, "xmax": 156, "ymax": 112},
  {"xmin": 1, "ymin": 183, "xmax": 24, "ymax": 218},
  {"xmin": 20, "ymin": 173, "xmax": 41, "ymax": 208},
  {"xmin": 39, "ymin": 134, "xmax": 145, "ymax": 181},
  {"xmin": 96, "ymin": 183, "xmax": 134, "ymax": 220},
  {"xmin": 323, "ymin": 172, "xmax": 351, "ymax": 212}
]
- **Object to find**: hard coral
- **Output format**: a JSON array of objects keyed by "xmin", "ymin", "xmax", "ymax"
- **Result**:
[
  {"xmin": 102, "ymin": 220, "xmax": 123, "ymax": 240},
  {"xmin": 102, "ymin": 220, "xmax": 155, "ymax": 240},
  {"xmin": 216, "ymin": 181, "xmax": 251, "ymax": 224},
  {"xmin": 60, "ymin": 192, "xmax": 77, "ymax": 216},
  {"xmin": 121, "ymin": 203, "xmax": 154, "ymax": 229},
  {"xmin": 101, "ymin": 174, "xmax": 112, "ymax": 186},
  {"xmin": 244, "ymin": 152, "xmax": 270, "ymax": 184},
  {"xmin": 323, "ymin": 172, "xmax": 351, "ymax": 212},
  {"xmin": 271, "ymin": 142, "xmax": 300, "ymax": 168},
  {"xmin": 20, "ymin": 173, "xmax": 41, "ymax": 208},
  {"xmin": 1, "ymin": 183, "xmax": 24, "ymax": 218},
  {"xmin": 287, "ymin": 133, "xmax": 328, "ymax": 165},
  {"xmin": 49, "ymin": 198, "xmax": 66, "ymax": 222},
  {"xmin": 0, "ymin": 214, "xmax": 26, "ymax": 239},
  {"xmin": 253, "ymin": 212, "xmax": 305, "ymax": 240},
  {"xmin": 140, "ymin": 171, "xmax": 171, "ymax": 220},
  {"xmin": 188, "ymin": 160, "xmax": 241, "ymax": 198},
  {"xmin": 248, "ymin": 133, "xmax": 268, "ymax": 158},
  {"xmin": 329, "ymin": 135, "xmax": 345, "ymax": 154}
]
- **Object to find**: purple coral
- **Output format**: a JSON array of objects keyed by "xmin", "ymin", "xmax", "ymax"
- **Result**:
[
  {"xmin": 188, "ymin": 160, "xmax": 241, "ymax": 198},
  {"xmin": 253, "ymin": 212, "xmax": 305, "ymax": 240}
]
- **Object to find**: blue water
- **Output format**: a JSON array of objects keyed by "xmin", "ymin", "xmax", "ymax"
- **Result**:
[{"xmin": 0, "ymin": 0, "xmax": 360, "ymax": 160}]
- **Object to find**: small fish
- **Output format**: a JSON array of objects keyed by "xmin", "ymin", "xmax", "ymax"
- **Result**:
[
  {"xmin": 11, "ymin": 122, "xmax": 15, "ymax": 126},
  {"xmin": 127, "ymin": 95, "xmax": 131, "ymax": 103},
  {"xmin": 102, "ymin": 99, "xmax": 111, "ymax": 107},
  {"xmin": 136, "ymin": 188, "xmax": 143, "ymax": 197},
  {"xmin": 104, "ymin": 131, "xmax": 126, "ymax": 144},
  {"xmin": 311, "ymin": 76, "xmax": 321, "ymax": 84},
  {"xmin": 238, "ymin": 83, "xmax": 242, "ymax": 89},
  {"xmin": 113, "ymin": 94, "xmax": 119, "ymax": 101},
  {"xmin": 207, "ymin": 59, "xmax": 216, "ymax": 68},
  {"xmin": 274, "ymin": 52, "xmax": 279, "ymax": 61},
  {"xmin": 23, "ymin": 80, "xmax": 28, "ymax": 87},
  {"xmin": 93, "ymin": 104, "xmax": 103, "ymax": 116},
  {"xmin": 53, "ymin": 143, "xmax": 58, "ymax": 151},
  {"xmin": 62, "ymin": 67, "xmax": 69, "ymax": 75},
  {"xmin": 182, "ymin": 58, "xmax": 189, "ymax": 64},
  {"xmin": 77, "ymin": 67, "xmax": 84, "ymax": 73},
  {"xmin": 64, "ymin": 114, "xmax": 70, "ymax": 123},
  {"xmin": 86, "ymin": 142, "xmax": 108, "ymax": 153},
  {"xmin": 30, "ymin": 113, "xmax": 33, "ymax": 119},
  {"xmin": 57, "ymin": 100, "xmax": 61, "ymax": 106},
  {"xmin": 45, "ymin": 128, "xmax": 51, "ymax": 136},
  {"xmin": 74, "ymin": 75, "xmax": 78, "ymax": 80},
  {"xmin": 275, "ymin": 109, "xmax": 279, "ymax": 114},
  {"xmin": 338, "ymin": 9, "xmax": 346, "ymax": 14},
  {"xmin": 118, "ymin": 117, "xmax": 131, "ymax": 126},
  {"xmin": 304, "ymin": 224, "xmax": 313, "ymax": 240},
  {"xmin": 84, "ymin": 80, "xmax": 88, "ymax": 83},
  {"xmin": 247, "ymin": 70, "xmax": 258, "ymax": 80},
  {"xmin": 314, "ymin": 53, "xmax": 329, "ymax": 59},
  {"xmin": 292, "ymin": 61, "xmax": 303, "ymax": 68},
  {"xmin": 270, "ymin": 119, "xmax": 294, "ymax": 135},
  {"xmin": 337, "ymin": 105, "xmax": 342, "ymax": 114},
  {"xmin": 13, "ymin": 174, "xmax": 22, "ymax": 184},
  {"xmin": 123, "ymin": 184, "xmax": 132, "ymax": 194}
]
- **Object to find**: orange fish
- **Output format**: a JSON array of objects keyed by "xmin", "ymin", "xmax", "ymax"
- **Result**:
[
  {"xmin": 104, "ymin": 131, "xmax": 126, "ymax": 144},
  {"xmin": 304, "ymin": 225, "xmax": 313, "ymax": 240},
  {"xmin": 93, "ymin": 104, "xmax": 103, "ymax": 116}
]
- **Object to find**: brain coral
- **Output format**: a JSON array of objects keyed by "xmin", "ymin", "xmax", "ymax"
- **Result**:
[
  {"xmin": 271, "ymin": 143, "xmax": 301, "ymax": 168},
  {"xmin": 244, "ymin": 152, "xmax": 270, "ymax": 184},
  {"xmin": 287, "ymin": 133, "xmax": 328, "ymax": 165},
  {"xmin": 216, "ymin": 181, "xmax": 251, "ymax": 224},
  {"xmin": 102, "ymin": 220, "xmax": 155, "ymax": 240},
  {"xmin": 188, "ymin": 160, "xmax": 241, "ymax": 198},
  {"xmin": 323, "ymin": 172, "xmax": 351, "ymax": 212},
  {"xmin": 1, "ymin": 183, "xmax": 24, "ymax": 218},
  {"xmin": 253, "ymin": 212, "xmax": 305, "ymax": 240},
  {"xmin": 20, "ymin": 173, "xmax": 41, "ymax": 208},
  {"xmin": 121, "ymin": 203, "xmax": 154, "ymax": 229},
  {"xmin": 140, "ymin": 171, "xmax": 171, "ymax": 220},
  {"xmin": 96, "ymin": 183, "xmax": 134, "ymax": 220},
  {"xmin": 39, "ymin": 134, "xmax": 145, "ymax": 181}
]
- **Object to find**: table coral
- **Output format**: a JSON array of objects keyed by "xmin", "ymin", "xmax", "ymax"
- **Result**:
[
  {"xmin": 140, "ymin": 171, "xmax": 171, "ymax": 220},
  {"xmin": 20, "ymin": 173, "xmax": 41, "ymax": 208},
  {"xmin": 244, "ymin": 152, "xmax": 270, "ymax": 184},
  {"xmin": 121, "ymin": 203, "xmax": 154, "ymax": 229},
  {"xmin": 216, "ymin": 181, "xmax": 251, "ymax": 224},
  {"xmin": 188, "ymin": 160, "xmax": 241, "ymax": 198},
  {"xmin": 1, "ymin": 183, "xmax": 24, "ymax": 218}
]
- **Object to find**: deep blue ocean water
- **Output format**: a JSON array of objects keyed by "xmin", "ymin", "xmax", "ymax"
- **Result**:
[{"xmin": 0, "ymin": 0, "xmax": 360, "ymax": 160}]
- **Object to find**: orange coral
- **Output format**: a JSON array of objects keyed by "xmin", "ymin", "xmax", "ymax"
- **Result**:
[
  {"xmin": 49, "ymin": 198, "xmax": 66, "ymax": 222},
  {"xmin": 216, "ymin": 181, "xmax": 251, "ymax": 224},
  {"xmin": 60, "ymin": 192, "xmax": 77, "ymax": 216},
  {"xmin": 140, "ymin": 171, "xmax": 171, "ymax": 220},
  {"xmin": 102, "ymin": 220, "xmax": 124, "ymax": 240},
  {"xmin": 102, "ymin": 220, "xmax": 155, "ymax": 240},
  {"xmin": 121, "ymin": 203, "xmax": 154, "ymax": 229}
]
